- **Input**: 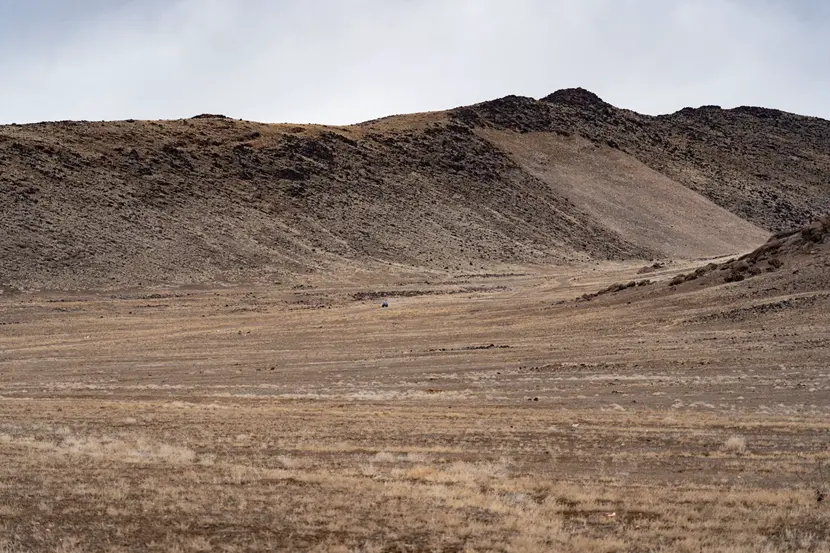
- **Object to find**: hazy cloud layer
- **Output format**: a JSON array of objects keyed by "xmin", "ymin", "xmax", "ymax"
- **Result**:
[{"xmin": 1, "ymin": 0, "xmax": 828, "ymax": 124}]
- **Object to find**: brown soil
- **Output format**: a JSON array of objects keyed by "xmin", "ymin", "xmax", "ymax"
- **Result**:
[
  {"xmin": 1, "ymin": 251, "xmax": 829, "ymax": 552},
  {"xmin": 455, "ymin": 88, "xmax": 830, "ymax": 232},
  {"xmin": 7, "ymin": 87, "xmax": 830, "ymax": 290},
  {"xmin": 480, "ymin": 129, "xmax": 768, "ymax": 258},
  {"xmin": 1, "ymin": 93, "xmax": 830, "ymax": 551}
]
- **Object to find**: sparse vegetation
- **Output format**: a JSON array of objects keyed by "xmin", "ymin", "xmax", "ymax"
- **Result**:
[
  {"xmin": 0, "ymin": 402, "xmax": 828, "ymax": 552},
  {"xmin": 723, "ymin": 434, "xmax": 747, "ymax": 455},
  {"xmin": 1, "ymin": 255, "xmax": 829, "ymax": 551},
  {"xmin": 1, "ymin": 80, "xmax": 830, "ymax": 552}
]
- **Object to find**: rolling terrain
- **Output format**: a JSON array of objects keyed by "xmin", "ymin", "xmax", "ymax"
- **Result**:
[
  {"xmin": 1, "ymin": 229, "xmax": 828, "ymax": 551},
  {"xmin": 4, "ymin": 88, "xmax": 829, "ymax": 290},
  {"xmin": 1, "ymin": 92, "xmax": 830, "ymax": 552}
]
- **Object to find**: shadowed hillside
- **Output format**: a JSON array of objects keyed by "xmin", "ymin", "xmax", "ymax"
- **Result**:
[
  {"xmin": 3, "ymin": 88, "xmax": 829, "ymax": 290},
  {"xmin": 0, "ymin": 115, "xmax": 649, "ymax": 290}
]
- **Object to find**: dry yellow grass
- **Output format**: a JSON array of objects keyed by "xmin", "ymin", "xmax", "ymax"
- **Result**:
[
  {"xmin": 0, "ymin": 401, "xmax": 827, "ymax": 552},
  {"xmin": 1, "ymin": 262, "xmax": 829, "ymax": 551}
]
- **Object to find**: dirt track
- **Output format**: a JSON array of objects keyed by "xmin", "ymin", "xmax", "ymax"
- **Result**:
[{"xmin": 1, "ymin": 261, "xmax": 828, "ymax": 552}]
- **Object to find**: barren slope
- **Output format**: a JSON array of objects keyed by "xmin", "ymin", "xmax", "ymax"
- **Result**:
[
  {"xmin": 0, "ymin": 116, "xmax": 646, "ymax": 290},
  {"xmin": 481, "ymin": 130, "xmax": 768, "ymax": 258},
  {"xmin": 455, "ymin": 89, "xmax": 830, "ymax": 231},
  {"xmin": 672, "ymin": 215, "xmax": 830, "ymax": 296},
  {"xmin": 5, "ymin": 88, "xmax": 829, "ymax": 290}
]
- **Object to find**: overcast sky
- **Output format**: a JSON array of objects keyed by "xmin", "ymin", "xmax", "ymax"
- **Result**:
[{"xmin": 1, "ymin": 0, "xmax": 828, "ymax": 124}]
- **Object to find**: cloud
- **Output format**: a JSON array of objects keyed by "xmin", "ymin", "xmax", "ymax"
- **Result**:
[{"xmin": 0, "ymin": 0, "xmax": 828, "ymax": 124}]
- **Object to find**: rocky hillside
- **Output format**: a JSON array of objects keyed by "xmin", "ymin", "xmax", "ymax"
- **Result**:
[
  {"xmin": 456, "ymin": 88, "xmax": 830, "ymax": 231},
  {"xmin": 0, "ymin": 114, "xmax": 645, "ymax": 289},
  {"xmin": 685, "ymin": 215, "xmax": 830, "ymax": 295},
  {"xmin": 2, "ymin": 89, "xmax": 827, "ymax": 290}
]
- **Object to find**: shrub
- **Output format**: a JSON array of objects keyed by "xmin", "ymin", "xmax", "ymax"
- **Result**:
[{"xmin": 723, "ymin": 435, "xmax": 747, "ymax": 455}]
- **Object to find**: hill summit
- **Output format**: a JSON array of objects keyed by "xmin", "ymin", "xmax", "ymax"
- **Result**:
[{"xmin": 541, "ymin": 87, "xmax": 610, "ymax": 109}]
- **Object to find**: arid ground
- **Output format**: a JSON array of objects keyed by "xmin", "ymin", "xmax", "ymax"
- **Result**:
[
  {"xmin": 2, "ymin": 88, "xmax": 829, "ymax": 551},
  {"xmin": 2, "ymin": 257, "xmax": 828, "ymax": 552}
]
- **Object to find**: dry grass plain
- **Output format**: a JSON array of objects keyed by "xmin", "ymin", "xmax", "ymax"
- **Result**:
[{"xmin": 1, "ymin": 260, "xmax": 829, "ymax": 552}]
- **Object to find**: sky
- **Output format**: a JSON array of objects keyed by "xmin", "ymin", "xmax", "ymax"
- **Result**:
[{"xmin": 1, "ymin": 0, "xmax": 828, "ymax": 124}]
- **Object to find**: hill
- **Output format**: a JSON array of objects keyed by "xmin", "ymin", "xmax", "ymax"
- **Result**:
[
  {"xmin": 678, "ymin": 214, "xmax": 830, "ymax": 297},
  {"xmin": 3, "ymin": 89, "xmax": 829, "ymax": 290},
  {"xmin": 456, "ymin": 89, "xmax": 830, "ymax": 231},
  {"xmin": 578, "ymin": 215, "xmax": 830, "ymax": 308}
]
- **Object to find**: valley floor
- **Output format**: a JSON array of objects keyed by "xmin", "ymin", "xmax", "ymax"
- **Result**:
[{"xmin": 1, "ymin": 260, "xmax": 828, "ymax": 552}]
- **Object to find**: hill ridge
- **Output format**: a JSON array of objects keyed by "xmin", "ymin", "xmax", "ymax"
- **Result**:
[
  {"xmin": 2, "ymin": 89, "xmax": 828, "ymax": 290},
  {"xmin": 453, "ymin": 89, "xmax": 830, "ymax": 231}
]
